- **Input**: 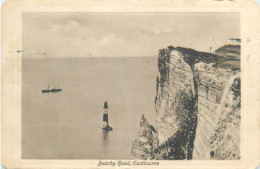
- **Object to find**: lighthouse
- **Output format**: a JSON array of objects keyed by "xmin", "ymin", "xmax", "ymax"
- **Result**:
[{"xmin": 102, "ymin": 101, "xmax": 113, "ymax": 131}]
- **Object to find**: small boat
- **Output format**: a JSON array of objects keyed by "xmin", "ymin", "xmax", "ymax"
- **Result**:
[
  {"xmin": 102, "ymin": 101, "xmax": 113, "ymax": 131},
  {"xmin": 42, "ymin": 85, "xmax": 62, "ymax": 93}
]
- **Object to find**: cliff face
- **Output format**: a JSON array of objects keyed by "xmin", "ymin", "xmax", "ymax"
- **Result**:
[
  {"xmin": 155, "ymin": 47, "xmax": 198, "ymax": 159},
  {"xmin": 155, "ymin": 46, "xmax": 240, "ymax": 160}
]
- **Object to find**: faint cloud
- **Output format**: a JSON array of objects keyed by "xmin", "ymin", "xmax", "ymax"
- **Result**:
[
  {"xmin": 63, "ymin": 20, "xmax": 80, "ymax": 32},
  {"xmin": 100, "ymin": 33, "xmax": 117, "ymax": 45},
  {"xmin": 49, "ymin": 20, "xmax": 82, "ymax": 34},
  {"xmin": 149, "ymin": 26, "xmax": 174, "ymax": 34},
  {"xmin": 49, "ymin": 25, "xmax": 60, "ymax": 33},
  {"xmin": 138, "ymin": 21, "xmax": 174, "ymax": 35}
]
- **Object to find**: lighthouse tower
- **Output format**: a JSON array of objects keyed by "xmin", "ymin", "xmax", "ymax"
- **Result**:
[{"xmin": 102, "ymin": 101, "xmax": 112, "ymax": 131}]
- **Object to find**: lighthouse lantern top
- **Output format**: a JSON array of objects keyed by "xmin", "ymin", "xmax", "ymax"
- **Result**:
[{"xmin": 104, "ymin": 101, "xmax": 108, "ymax": 109}]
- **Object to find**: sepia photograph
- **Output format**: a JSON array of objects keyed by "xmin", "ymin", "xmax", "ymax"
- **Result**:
[{"xmin": 21, "ymin": 12, "xmax": 241, "ymax": 160}]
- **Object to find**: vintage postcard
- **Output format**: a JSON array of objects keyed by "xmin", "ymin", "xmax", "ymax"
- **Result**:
[{"xmin": 1, "ymin": 0, "xmax": 260, "ymax": 169}]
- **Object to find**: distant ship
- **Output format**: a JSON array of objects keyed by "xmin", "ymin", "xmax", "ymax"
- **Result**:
[{"xmin": 42, "ymin": 85, "xmax": 62, "ymax": 93}]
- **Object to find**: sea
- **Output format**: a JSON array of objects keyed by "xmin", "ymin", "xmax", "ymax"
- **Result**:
[{"xmin": 22, "ymin": 57, "xmax": 158, "ymax": 159}]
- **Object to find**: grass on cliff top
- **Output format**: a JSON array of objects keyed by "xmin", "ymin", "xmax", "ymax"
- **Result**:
[
  {"xmin": 173, "ymin": 46, "xmax": 240, "ymax": 71},
  {"xmin": 215, "ymin": 45, "xmax": 240, "ymax": 60}
]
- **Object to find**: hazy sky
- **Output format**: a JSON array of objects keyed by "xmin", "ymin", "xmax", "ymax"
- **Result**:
[{"xmin": 23, "ymin": 12, "xmax": 240, "ymax": 58}]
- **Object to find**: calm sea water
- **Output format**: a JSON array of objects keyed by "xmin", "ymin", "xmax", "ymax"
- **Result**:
[{"xmin": 22, "ymin": 57, "xmax": 157, "ymax": 159}]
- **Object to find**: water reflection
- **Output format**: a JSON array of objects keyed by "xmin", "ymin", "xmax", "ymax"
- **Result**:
[{"xmin": 102, "ymin": 130, "xmax": 110, "ymax": 146}]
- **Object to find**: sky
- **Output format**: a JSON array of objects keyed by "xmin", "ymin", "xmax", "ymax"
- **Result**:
[{"xmin": 23, "ymin": 12, "xmax": 240, "ymax": 58}]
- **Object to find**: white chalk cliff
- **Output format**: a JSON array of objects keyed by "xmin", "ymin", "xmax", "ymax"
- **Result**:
[{"xmin": 154, "ymin": 45, "xmax": 240, "ymax": 160}]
